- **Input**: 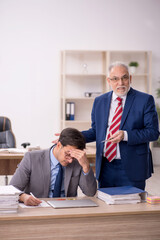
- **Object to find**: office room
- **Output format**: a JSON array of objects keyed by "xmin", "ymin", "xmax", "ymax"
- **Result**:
[{"xmin": 0, "ymin": 0, "xmax": 160, "ymax": 239}]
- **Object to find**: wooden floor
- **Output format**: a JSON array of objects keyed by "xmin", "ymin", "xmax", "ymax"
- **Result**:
[{"xmin": 0, "ymin": 165, "xmax": 160, "ymax": 196}]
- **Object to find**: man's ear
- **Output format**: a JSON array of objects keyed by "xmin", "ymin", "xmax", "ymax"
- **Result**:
[
  {"xmin": 130, "ymin": 75, "xmax": 132, "ymax": 84},
  {"xmin": 57, "ymin": 141, "xmax": 62, "ymax": 149},
  {"xmin": 107, "ymin": 77, "xmax": 111, "ymax": 85}
]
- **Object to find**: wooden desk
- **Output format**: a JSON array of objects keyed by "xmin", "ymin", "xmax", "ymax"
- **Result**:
[
  {"xmin": 0, "ymin": 153, "xmax": 24, "ymax": 175},
  {"xmin": 0, "ymin": 197, "xmax": 160, "ymax": 240},
  {"xmin": 0, "ymin": 148, "xmax": 96, "ymax": 175},
  {"xmin": 0, "ymin": 153, "xmax": 24, "ymax": 185}
]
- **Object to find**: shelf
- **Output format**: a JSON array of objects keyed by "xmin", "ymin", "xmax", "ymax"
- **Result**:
[
  {"xmin": 61, "ymin": 97, "xmax": 96, "ymax": 100},
  {"xmin": 61, "ymin": 73, "xmax": 106, "ymax": 77},
  {"xmin": 131, "ymin": 74, "xmax": 148, "ymax": 77},
  {"xmin": 63, "ymin": 120, "xmax": 91, "ymax": 124}
]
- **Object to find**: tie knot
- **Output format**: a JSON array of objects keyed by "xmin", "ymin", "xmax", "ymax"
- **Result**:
[
  {"xmin": 117, "ymin": 97, "xmax": 122, "ymax": 103},
  {"xmin": 58, "ymin": 163, "xmax": 63, "ymax": 171}
]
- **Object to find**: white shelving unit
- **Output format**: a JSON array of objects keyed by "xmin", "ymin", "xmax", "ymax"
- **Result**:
[
  {"xmin": 60, "ymin": 50, "xmax": 107, "ymax": 131},
  {"xmin": 60, "ymin": 50, "xmax": 152, "ymax": 131}
]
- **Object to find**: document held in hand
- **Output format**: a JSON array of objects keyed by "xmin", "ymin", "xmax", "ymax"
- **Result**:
[{"xmin": 97, "ymin": 186, "xmax": 147, "ymax": 205}]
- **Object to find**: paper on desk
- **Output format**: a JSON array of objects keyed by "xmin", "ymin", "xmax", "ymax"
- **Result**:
[
  {"xmin": 0, "ymin": 148, "xmax": 27, "ymax": 154},
  {"xmin": 0, "ymin": 185, "xmax": 22, "ymax": 195},
  {"xmin": 19, "ymin": 200, "xmax": 51, "ymax": 208}
]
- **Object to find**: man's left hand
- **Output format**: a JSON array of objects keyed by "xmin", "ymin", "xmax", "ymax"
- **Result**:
[{"xmin": 108, "ymin": 130, "xmax": 124, "ymax": 143}]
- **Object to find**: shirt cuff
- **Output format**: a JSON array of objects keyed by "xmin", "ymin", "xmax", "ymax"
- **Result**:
[
  {"xmin": 82, "ymin": 169, "xmax": 90, "ymax": 176},
  {"xmin": 123, "ymin": 131, "xmax": 128, "ymax": 141}
]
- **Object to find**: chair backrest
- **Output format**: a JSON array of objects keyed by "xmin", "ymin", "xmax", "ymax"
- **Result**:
[{"xmin": 0, "ymin": 117, "xmax": 16, "ymax": 148}]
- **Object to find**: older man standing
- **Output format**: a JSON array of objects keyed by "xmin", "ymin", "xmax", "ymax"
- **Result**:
[{"xmin": 82, "ymin": 62, "xmax": 159, "ymax": 190}]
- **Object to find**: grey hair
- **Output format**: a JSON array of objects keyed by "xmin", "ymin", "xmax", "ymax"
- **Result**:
[{"xmin": 108, "ymin": 61, "xmax": 129, "ymax": 77}]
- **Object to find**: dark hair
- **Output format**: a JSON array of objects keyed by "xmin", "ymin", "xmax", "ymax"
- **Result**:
[{"xmin": 59, "ymin": 128, "xmax": 86, "ymax": 150}]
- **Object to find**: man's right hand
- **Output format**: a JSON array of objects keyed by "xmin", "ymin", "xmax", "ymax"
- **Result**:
[{"xmin": 19, "ymin": 193, "xmax": 42, "ymax": 206}]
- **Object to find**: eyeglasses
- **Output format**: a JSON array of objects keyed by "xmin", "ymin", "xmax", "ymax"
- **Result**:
[
  {"xmin": 64, "ymin": 151, "xmax": 74, "ymax": 160},
  {"xmin": 109, "ymin": 75, "xmax": 129, "ymax": 83}
]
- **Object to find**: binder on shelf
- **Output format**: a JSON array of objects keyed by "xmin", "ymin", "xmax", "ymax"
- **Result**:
[
  {"xmin": 66, "ymin": 102, "xmax": 70, "ymax": 120},
  {"xmin": 97, "ymin": 186, "xmax": 147, "ymax": 205},
  {"xmin": 70, "ymin": 102, "xmax": 75, "ymax": 120},
  {"xmin": 65, "ymin": 102, "xmax": 75, "ymax": 121}
]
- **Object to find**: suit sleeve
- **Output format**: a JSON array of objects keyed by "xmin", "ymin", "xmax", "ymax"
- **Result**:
[
  {"xmin": 127, "ymin": 95, "xmax": 159, "ymax": 145},
  {"xmin": 82, "ymin": 99, "xmax": 96, "ymax": 143},
  {"xmin": 9, "ymin": 152, "xmax": 31, "ymax": 191},
  {"xmin": 78, "ymin": 167, "xmax": 97, "ymax": 196}
]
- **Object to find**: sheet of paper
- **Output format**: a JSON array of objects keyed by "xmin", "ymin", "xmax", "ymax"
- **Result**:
[
  {"xmin": 0, "ymin": 185, "xmax": 22, "ymax": 195},
  {"xmin": 0, "ymin": 148, "xmax": 27, "ymax": 154},
  {"xmin": 19, "ymin": 200, "xmax": 51, "ymax": 208}
]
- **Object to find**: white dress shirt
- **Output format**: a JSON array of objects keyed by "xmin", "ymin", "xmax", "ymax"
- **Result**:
[{"xmin": 103, "ymin": 92, "xmax": 128, "ymax": 159}]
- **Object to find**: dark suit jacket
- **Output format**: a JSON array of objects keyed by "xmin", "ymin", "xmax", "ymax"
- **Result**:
[
  {"xmin": 82, "ymin": 88, "xmax": 159, "ymax": 182},
  {"xmin": 10, "ymin": 148, "xmax": 97, "ymax": 198}
]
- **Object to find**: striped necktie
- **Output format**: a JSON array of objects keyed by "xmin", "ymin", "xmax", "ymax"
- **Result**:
[{"xmin": 105, "ymin": 97, "xmax": 123, "ymax": 162}]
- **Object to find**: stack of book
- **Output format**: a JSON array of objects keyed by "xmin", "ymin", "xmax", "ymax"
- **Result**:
[
  {"xmin": 97, "ymin": 186, "xmax": 147, "ymax": 205},
  {"xmin": 0, "ymin": 185, "xmax": 21, "ymax": 213}
]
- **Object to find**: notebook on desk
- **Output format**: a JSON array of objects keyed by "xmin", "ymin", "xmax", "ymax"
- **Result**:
[{"xmin": 47, "ymin": 199, "xmax": 98, "ymax": 209}]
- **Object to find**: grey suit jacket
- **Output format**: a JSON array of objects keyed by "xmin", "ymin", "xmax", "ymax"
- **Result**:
[{"xmin": 10, "ymin": 148, "xmax": 97, "ymax": 198}]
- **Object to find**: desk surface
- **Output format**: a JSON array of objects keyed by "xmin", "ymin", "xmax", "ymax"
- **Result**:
[
  {"xmin": 0, "ymin": 197, "xmax": 160, "ymax": 220},
  {"xmin": 0, "ymin": 197, "xmax": 160, "ymax": 240},
  {"xmin": 0, "ymin": 153, "xmax": 24, "ymax": 159}
]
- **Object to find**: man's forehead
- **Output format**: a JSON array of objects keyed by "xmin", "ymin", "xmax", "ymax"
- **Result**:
[{"xmin": 63, "ymin": 145, "xmax": 77, "ymax": 150}]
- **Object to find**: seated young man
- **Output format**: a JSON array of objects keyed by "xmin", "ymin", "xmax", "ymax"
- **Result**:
[{"xmin": 10, "ymin": 128, "xmax": 97, "ymax": 206}]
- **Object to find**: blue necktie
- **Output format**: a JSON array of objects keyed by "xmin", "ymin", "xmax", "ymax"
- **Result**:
[{"xmin": 53, "ymin": 164, "xmax": 63, "ymax": 197}]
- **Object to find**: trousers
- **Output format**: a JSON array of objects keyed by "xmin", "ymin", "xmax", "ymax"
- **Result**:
[{"xmin": 99, "ymin": 157, "xmax": 145, "ymax": 190}]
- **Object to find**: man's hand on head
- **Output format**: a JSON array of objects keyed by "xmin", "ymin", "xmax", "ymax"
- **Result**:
[{"xmin": 70, "ymin": 149, "xmax": 90, "ymax": 174}]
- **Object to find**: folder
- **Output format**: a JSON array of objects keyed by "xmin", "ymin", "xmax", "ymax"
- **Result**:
[
  {"xmin": 65, "ymin": 102, "xmax": 71, "ymax": 120},
  {"xmin": 97, "ymin": 186, "xmax": 147, "ymax": 204},
  {"xmin": 70, "ymin": 102, "xmax": 75, "ymax": 120}
]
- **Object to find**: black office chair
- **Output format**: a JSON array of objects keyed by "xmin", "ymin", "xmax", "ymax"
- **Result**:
[
  {"xmin": 0, "ymin": 116, "xmax": 30, "ymax": 149},
  {"xmin": 0, "ymin": 116, "xmax": 16, "ymax": 185},
  {"xmin": 0, "ymin": 116, "xmax": 16, "ymax": 148},
  {"xmin": 0, "ymin": 116, "xmax": 30, "ymax": 185}
]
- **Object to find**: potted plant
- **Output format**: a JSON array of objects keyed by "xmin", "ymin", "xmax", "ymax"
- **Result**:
[{"xmin": 129, "ymin": 61, "xmax": 139, "ymax": 74}]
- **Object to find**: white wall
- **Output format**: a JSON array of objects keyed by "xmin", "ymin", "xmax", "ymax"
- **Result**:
[{"xmin": 0, "ymin": 0, "xmax": 160, "ymax": 148}]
